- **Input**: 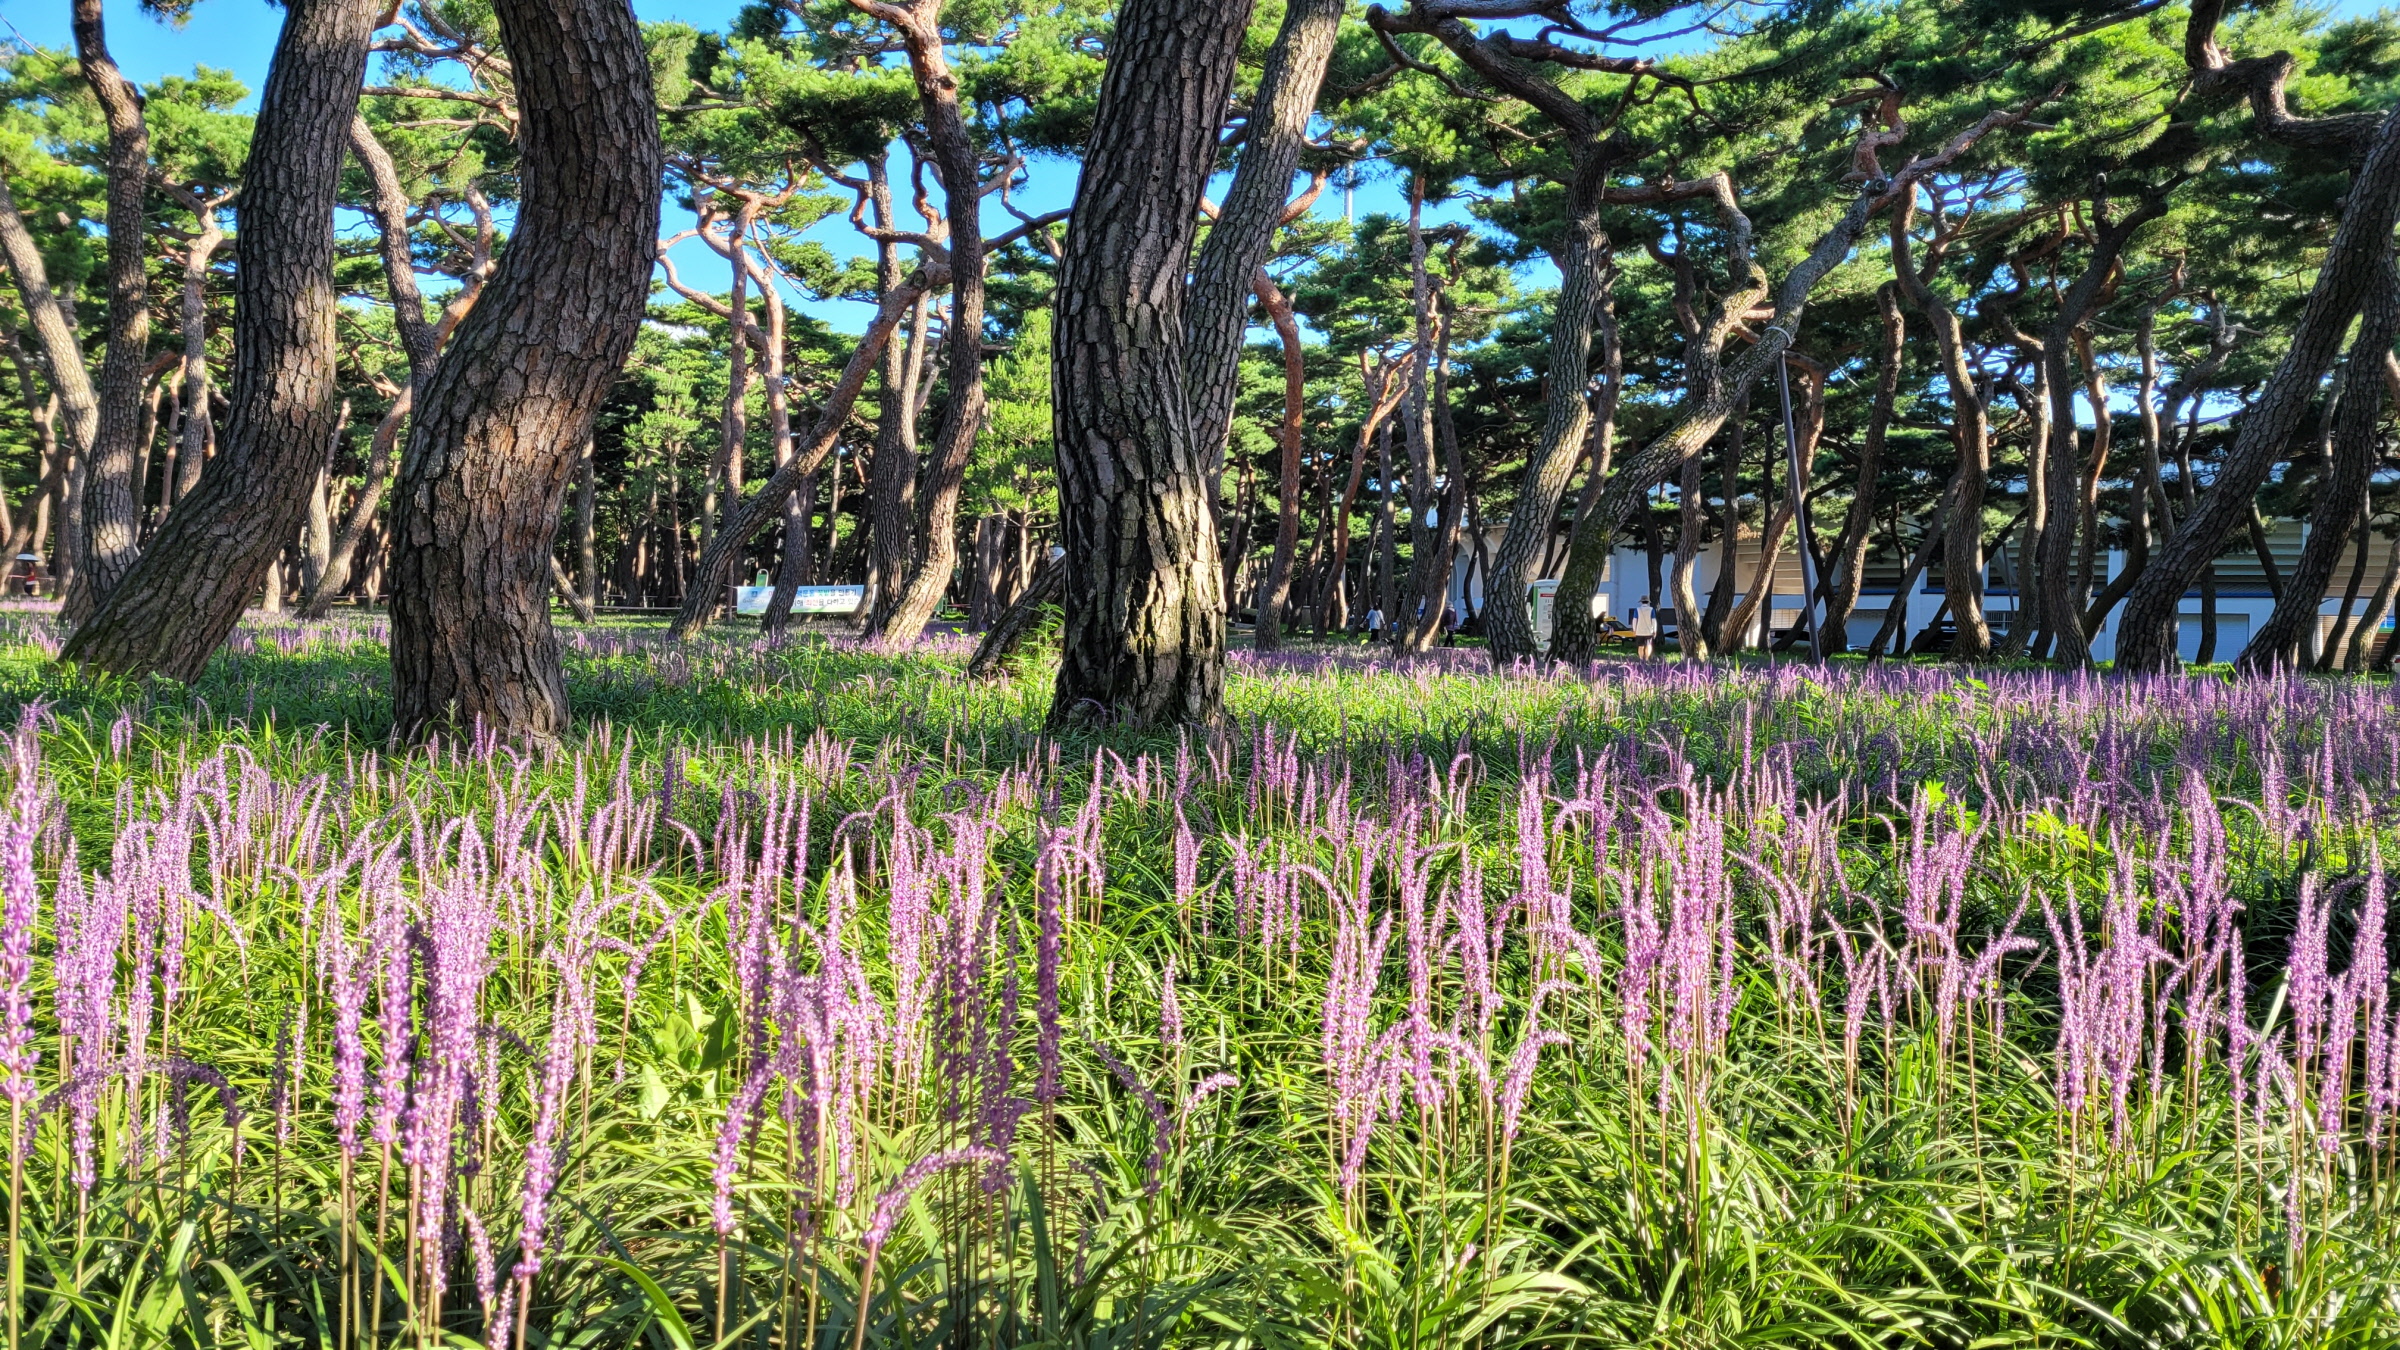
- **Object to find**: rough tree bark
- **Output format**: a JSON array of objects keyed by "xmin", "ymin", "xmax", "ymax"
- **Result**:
[
  {"xmin": 1567, "ymin": 233, "xmax": 1725, "ymax": 663},
  {"xmin": 59, "ymin": 0, "xmax": 379, "ymax": 678},
  {"xmin": 163, "ymin": 186, "xmax": 233, "ymax": 509},
  {"xmin": 1185, "ymin": 0, "xmax": 1343, "ymax": 467},
  {"xmin": 300, "ymin": 120, "xmax": 493, "ymax": 619},
  {"xmin": 966, "ymin": 549, "xmax": 1064, "ymax": 680},
  {"xmin": 2237, "ymin": 268, "xmax": 2399, "ymax": 672},
  {"xmin": 1549, "ymin": 264, "xmax": 1624, "ymax": 659},
  {"xmin": 384, "ymin": 0, "xmax": 661, "ymax": 739},
  {"xmin": 576, "ymin": 437, "xmax": 600, "ymax": 612},
  {"xmin": 64, "ymin": 0, "xmax": 155, "ymax": 620},
  {"xmin": 861, "ymin": 157, "xmax": 922, "ymax": 628},
  {"xmin": 711, "ymin": 196, "xmax": 757, "ymax": 555},
  {"xmin": 0, "ymin": 177, "xmax": 101, "ymax": 543},
  {"xmin": 860, "ymin": 0, "xmax": 989, "ymax": 648},
  {"xmin": 1250, "ymin": 271, "xmax": 1308, "ymax": 650},
  {"xmin": 738, "ymin": 253, "xmax": 803, "ymax": 642},
  {"xmin": 1046, "ymin": 0, "xmax": 1254, "ymax": 728},
  {"xmin": 2115, "ymin": 106, "xmax": 2400, "ymax": 672}
]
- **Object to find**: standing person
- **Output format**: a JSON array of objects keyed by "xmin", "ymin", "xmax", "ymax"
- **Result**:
[{"xmin": 1365, "ymin": 605, "xmax": 1385, "ymax": 642}]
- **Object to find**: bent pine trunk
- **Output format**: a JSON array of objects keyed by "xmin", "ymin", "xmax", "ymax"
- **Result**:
[
  {"xmin": 65, "ymin": 0, "xmax": 155, "ymax": 618},
  {"xmin": 385, "ymin": 0, "xmax": 661, "ymax": 739},
  {"xmin": 59, "ymin": 0, "xmax": 378, "ymax": 679}
]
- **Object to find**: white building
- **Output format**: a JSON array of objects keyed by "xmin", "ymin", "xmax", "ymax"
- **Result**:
[{"xmin": 1449, "ymin": 520, "xmax": 2395, "ymax": 663}]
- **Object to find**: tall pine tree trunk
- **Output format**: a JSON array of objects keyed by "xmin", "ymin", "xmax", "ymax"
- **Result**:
[
  {"xmin": 1398, "ymin": 177, "xmax": 1446, "ymax": 652},
  {"xmin": 2117, "ymin": 106, "xmax": 2400, "ymax": 671},
  {"xmin": 1047, "ymin": 0, "xmax": 1253, "ymax": 728},
  {"xmin": 385, "ymin": 0, "xmax": 660, "ymax": 738},
  {"xmin": 64, "ymin": 0, "xmax": 154, "ymax": 620},
  {"xmin": 0, "ymin": 177, "xmax": 101, "ymax": 554},
  {"xmin": 2238, "ymin": 272, "xmax": 2399, "ymax": 672},
  {"xmin": 2036, "ymin": 190, "xmax": 2169, "ymax": 667},
  {"xmin": 167, "ymin": 195, "xmax": 229, "ymax": 510},
  {"xmin": 1889, "ymin": 194, "xmax": 1997, "ymax": 658},
  {"xmin": 1823, "ymin": 284, "xmax": 1902, "ymax": 651},
  {"xmin": 1480, "ymin": 156, "xmax": 1610, "ymax": 661},
  {"xmin": 577, "ymin": 438, "xmax": 600, "ymax": 612},
  {"xmin": 862, "ymin": 0, "xmax": 989, "ymax": 648},
  {"xmin": 1549, "ymin": 265, "xmax": 1624, "ymax": 661},
  {"xmin": 1250, "ymin": 272, "xmax": 1307, "ymax": 650},
  {"xmin": 60, "ymin": 0, "xmax": 378, "ymax": 677},
  {"xmin": 1183, "ymin": 0, "xmax": 1342, "ymax": 466}
]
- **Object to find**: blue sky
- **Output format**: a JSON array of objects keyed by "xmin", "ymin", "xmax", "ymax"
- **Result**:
[
  {"xmin": 0, "ymin": 0, "xmax": 1489, "ymax": 335},
  {"xmin": 3, "ymin": 0, "xmax": 2393, "ymax": 336}
]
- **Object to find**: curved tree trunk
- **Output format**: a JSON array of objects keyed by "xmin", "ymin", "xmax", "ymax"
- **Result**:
[
  {"xmin": 64, "ymin": 0, "xmax": 155, "ymax": 621},
  {"xmin": 710, "ymin": 198, "xmax": 756, "ymax": 563},
  {"xmin": 1548, "ymin": 270, "xmax": 1625, "ymax": 662},
  {"xmin": 1822, "ymin": 284, "xmax": 1903, "ymax": 651},
  {"xmin": 2346, "ymin": 513, "xmax": 2400, "ymax": 672},
  {"xmin": 1545, "ymin": 94, "xmax": 2050, "ymax": 665},
  {"xmin": 2237, "ymin": 268, "xmax": 2400, "ymax": 672},
  {"xmin": 167, "ymin": 196, "xmax": 230, "ymax": 510},
  {"xmin": 1720, "ymin": 359, "xmax": 1823, "ymax": 650},
  {"xmin": 300, "ymin": 388, "xmax": 408, "ymax": 619},
  {"xmin": 1184, "ymin": 0, "xmax": 1342, "ymax": 468},
  {"xmin": 1888, "ymin": 194, "xmax": 1997, "ymax": 659},
  {"xmin": 670, "ymin": 274, "xmax": 935, "ymax": 640},
  {"xmin": 862, "ymin": 0, "xmax": 989, "ymax": 649},
  {"xmin": 1046, "ymin": 0, "xmax": 1253, "ymax": 729},
  {"xmin": 59, "ymin": 0, "xmax": 378, "ymax": 679},
  {"xmin": 385, "ymin": 0, "xmax": 661, "ymax": 739},
  {"xmin": 1314, "ymin": 353, "xmax": 1408, "ymax": 635},
  {"xmin": 550, "ymin": 555, "xmax": 595, "ymax": 623},
  {"xmin": 742, "ymin": 259, "xmax": 804, "ymax": 643},
  {"xmin": 0, "ymin": 324, "xmax": 66, "ymax": 570},
  {"xmin": 862, "ymin": 243, "xmax": 924, "ymax": 629},
  {"xmin": 1250, "ymin": 271, "xmax": 1307, "ymax": 650},
  {"xmin": 2116, "ymin": 106, "xmax": 2400, "ymax": 672},
  {"xmin": 966, "ymin": 549, "xmax": 1063, "ymax": 680},
  {"xmin": 1481, "ymin": 159, "xmax": 1611, "ymax": 662},
  {"xmin": 0, "ymin": 176, "xmax": 102, "ymax": 550},
  {"xmin": 298, "ymin": 117, "xmax": 482, "ymax": 620},
  {"xmin": 2037, "ymin": 191, "xmax": 2171, "ymax": 668}
]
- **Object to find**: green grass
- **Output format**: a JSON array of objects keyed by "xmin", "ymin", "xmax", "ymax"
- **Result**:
[{"xmin": 0, "ymin": 606, "xmax": 2394, "ymax": 1349}]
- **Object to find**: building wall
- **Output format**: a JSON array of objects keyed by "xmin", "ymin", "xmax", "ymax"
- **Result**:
[{"xmin": 1450, "ymin": 520, "xmax": 2397, "ymax": 660}]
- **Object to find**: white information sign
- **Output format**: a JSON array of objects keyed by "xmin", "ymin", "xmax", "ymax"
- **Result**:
[{"xmin": 733, "ymin": 584, "xmax": 864, "ymax": 616}]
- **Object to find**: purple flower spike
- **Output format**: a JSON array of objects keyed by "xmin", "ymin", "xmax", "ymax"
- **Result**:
[{"xmin": 862, "ymin": 1147, "xmax": 1005, "ymax": 1253}]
